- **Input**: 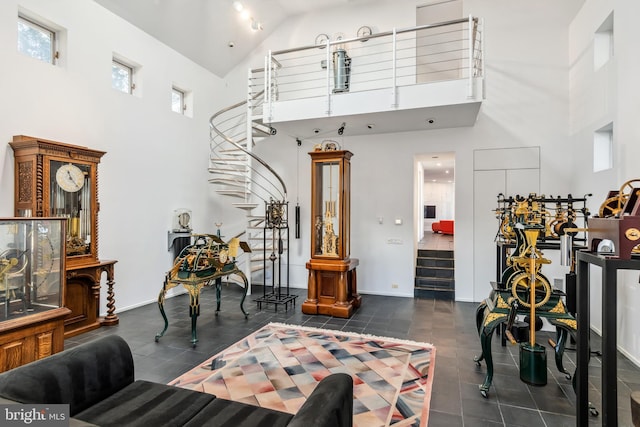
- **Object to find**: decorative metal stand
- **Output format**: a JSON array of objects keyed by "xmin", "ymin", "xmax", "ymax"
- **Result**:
[{"xmin": 255, "ymin": 200, "xmax": 298, "ymax": 311}]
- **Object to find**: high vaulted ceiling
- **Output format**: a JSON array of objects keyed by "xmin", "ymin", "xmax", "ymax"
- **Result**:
[{"xmin": 93, "ymin": 0, "xmax": 379, "ymax": 78}]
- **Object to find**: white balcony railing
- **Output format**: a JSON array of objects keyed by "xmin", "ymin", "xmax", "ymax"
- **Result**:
[{"xmin": 258, "ymin": 16, "xmax": 483, "ymax": 123}]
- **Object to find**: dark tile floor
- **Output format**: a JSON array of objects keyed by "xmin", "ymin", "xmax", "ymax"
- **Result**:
[{"xmin": 65, "ymin": 284, "xmax": 639, "ymax": 426}]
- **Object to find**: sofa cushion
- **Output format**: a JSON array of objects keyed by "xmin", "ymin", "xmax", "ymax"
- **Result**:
[
  {"xmin": 0, "ymin": 334, "xmax": 134, "ymax": 416},
  {"xmin": 74, "ymin": 380, "xmax": 215, "ymax": 427},
  {"xmin": 183, "ymin": 398, "xmax": 294, "ymax": 427}
]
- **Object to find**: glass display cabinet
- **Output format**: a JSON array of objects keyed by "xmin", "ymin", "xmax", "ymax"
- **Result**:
[
  {"xmin": 303, "ymin": 149, "xmax": 361, "ymax": 318},
  {"xmin": 0, "ymin": 217, "xmax": 70, "ymax": 372},
  {"xmin": 9, "ymin": 135, "xmax": 118, "ymax": 338}
]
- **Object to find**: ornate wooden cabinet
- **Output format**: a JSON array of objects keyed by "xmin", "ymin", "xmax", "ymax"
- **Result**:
[
  {"xmin": 302, "ymin": 149, "xmax": 361, "ymax": 318},
  {"xmin": 9, "ymin": 136, "xmax": 118, "ymax": 338}
]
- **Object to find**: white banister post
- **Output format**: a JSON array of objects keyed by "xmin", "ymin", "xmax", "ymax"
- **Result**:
[
  {"xmin": 326, "ymin": 40, "xmax": 331, "ymax": 116},
  {"xmin": 468, "ymin": 15, "xmax": 474, "ymax": 99},
  {"xmin": 266, "ymin": 51, "xmax": 272, "ymax": 120},
  {"xmin": 481, "ymin": 18, "xmax": 486, "ymax": 99},
  {"xmin": 392, "ymin": 28, "xmax": 398, "ymax": 108}
]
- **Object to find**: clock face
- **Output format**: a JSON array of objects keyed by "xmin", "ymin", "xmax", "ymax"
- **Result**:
[
  {"xmin": 315, "ymin": 33, "xmax": 329, "ymax": 47},
  {"xmin": 357, "ymin": 26, "xmax": 372, "ymax": 39},
  {"xmin": 55, "ymin": 163, "xmax": 85, "ymax": 192},
  {"xmin": 219, "ymin": 249, "xmax": 229, "ymax": 264}
]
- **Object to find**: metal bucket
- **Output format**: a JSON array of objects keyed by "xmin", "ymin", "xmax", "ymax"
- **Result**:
[{"xmin": 519, "ymin": 342, "xmax": 547, "ymax": 386}]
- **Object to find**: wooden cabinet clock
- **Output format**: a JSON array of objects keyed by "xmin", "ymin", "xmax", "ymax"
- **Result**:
[
  {"xmin": 302, "ymin": 149, "xmax": 361, "ymax": 318},
  {"xmin": 9, "ymin": 135, "xmax": 118, "ymax": 338}
]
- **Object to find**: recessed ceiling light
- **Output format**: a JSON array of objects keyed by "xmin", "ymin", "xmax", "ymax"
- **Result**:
[
  {"xmin": 436, "ymin": 163, "xmax": 441, "ymax": 167},
  {"xmin": 233, "ymin": 1, "xmax": 243, "ymax": 12}
]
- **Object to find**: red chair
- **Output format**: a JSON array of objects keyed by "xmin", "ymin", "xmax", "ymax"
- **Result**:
[{"xmin": 440, "ymin": 220, "xmax": 454, "ymax": 235}]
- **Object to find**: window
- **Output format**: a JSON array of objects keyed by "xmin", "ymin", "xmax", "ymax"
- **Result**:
[
  {"xmin": 17, "ymin": 15, "xmax": 57, "ymax": 64},
  {"xmin": 112, "ymin": 59, "xmax": 134, "ymax": 94},
  {"xmin": 593, "ymin": 123, "xmax": 613, "ymax": 172},
  {"xmin": 594, "ymin": 13, "xmax": 614, "ymax": 70},
  {"xmin": 172, "ymin": 87, "xmax": 185, "ymax": 114}
]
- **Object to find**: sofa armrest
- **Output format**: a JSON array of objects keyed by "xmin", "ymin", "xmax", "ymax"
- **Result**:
[
  {"xmin": 288, "ymin": 373, "xmax": 353, "ymax": 427},
  {"xmin": 0, "ymin": 335, "xmax": 134, "ymax": 416}
]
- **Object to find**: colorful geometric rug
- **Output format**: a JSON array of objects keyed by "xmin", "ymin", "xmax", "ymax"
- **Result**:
[{"xmin": 169, "ymin": 322, "xmax": 436, "ymax": 427}]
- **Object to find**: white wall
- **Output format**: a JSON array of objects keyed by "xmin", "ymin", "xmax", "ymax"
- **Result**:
[
  {"xmin": 0, "ymin": 0, "xmax": 227, "ymax": 314},
  {"xmin": 423, "ymin": 182, "xmax": 455, "ymax": 224},
  {"xmin": 569, "ymin": 0, "xmax": 640, "ymax": 365}
]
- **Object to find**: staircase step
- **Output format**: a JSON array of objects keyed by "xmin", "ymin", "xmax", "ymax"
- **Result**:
[
  {"xmin": 209, "ymin": 157, "xmax": 248, "ymax": 165},
  {"xmin": 417, "ymin": 257, "xmax": 454, "ymax": 268},
  {"xmin": 414, "ymin": 277, "xmax": 454, "ymax": 290},
  {"xmin": 414, "ymin": 287, "xmax": 454, "ymax": 300},
  {"xmin": 215, "ymin": 190, "xmax": 249, "ymax": 198},
  {"xmin": 232, "ymin": 203, "xmax": 259, "ymax": 212},
  {"xmin": 208, "ymin": 178, "xmax": 249, "ymax": 186},
  {"xmin": 416, "ymin": 266, "xmax": 454, "ymax": 279},
  {"xmin": 417, "ymin": 249, "xmax": 454, "ymax": 259}
]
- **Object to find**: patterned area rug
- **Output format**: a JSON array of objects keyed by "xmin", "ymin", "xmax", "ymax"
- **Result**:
[{"xmin": 170, "ymin": 322, "xmax": 436, "ymax": 426}]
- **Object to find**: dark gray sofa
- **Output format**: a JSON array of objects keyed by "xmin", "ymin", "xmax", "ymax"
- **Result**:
[{"xmin": 0, "ymin": 335, "xmax": 353, "ymax": 427}]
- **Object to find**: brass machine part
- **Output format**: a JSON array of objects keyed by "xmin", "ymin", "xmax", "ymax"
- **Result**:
[
  {"xmin": 510, "ymin": 229, "xmax": 552, "ymax": 311},
  {"xmin": 562, "ymin": 227, "xmax": 588, "ymax": 234},
  {"xmin": 0, "ymin": 258, "xmax": 19, "ymax": 281},
  {"xmin": 599, "ymin": 179, "xmax": 640, "ymax": 218},
  {"xmin": 526, "ymin": 229, "xmax": 538, "ymax": 346}
]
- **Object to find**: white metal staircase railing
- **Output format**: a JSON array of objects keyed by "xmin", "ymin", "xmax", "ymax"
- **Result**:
[
  {"xmin": 208, "ymin": 67, "xmax": 288, "ymax": 293},
  {"xmin": 263, "ymin": 16, "xmax": 483, "ymax": 119}
]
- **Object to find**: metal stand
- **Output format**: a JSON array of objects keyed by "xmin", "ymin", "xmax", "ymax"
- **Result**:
[
  {"xmin": 576, "ymin": 251, "xmax": 640, "ymax": 426},
  {"xmin": 255, "ymin": 201, "xmax": 297, "ymax": 311}
]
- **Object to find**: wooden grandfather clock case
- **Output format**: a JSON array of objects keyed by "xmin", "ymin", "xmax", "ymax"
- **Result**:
[
  {"xmin": 9, "ymin": 135, "xmax": 118, "ymax": 338},
  {"xmin": 302, "ymin": 149, "xmax": 361, "ymax": 318}
]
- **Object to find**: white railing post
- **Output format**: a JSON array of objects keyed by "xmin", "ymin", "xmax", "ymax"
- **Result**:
[
  {"xmin": 468, "ymin": 15, "xmax": 474, "ymax": 99},
  {"xmin": 265, "ymin": 51, "xmax": 271, "ymax": 121},
  {"xmin": 246, "ymin": 68, "xmax": 253, "ymax": 203},
  {"xmin": 326, "ymin": 40, "xmax": 331, "ymax": 116},
  {"xmin": 392, "ymin": 28, "xmax": 397, "ymax": 108},
  {"xmin": 481, "ymin": 18, "xmax": 486, "ymax": 99}
]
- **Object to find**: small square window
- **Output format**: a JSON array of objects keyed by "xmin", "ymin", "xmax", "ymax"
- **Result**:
[
  {"xmin": 593, "ymin": 123, "xmax": 613, "ymax": 172},
  {"xmin": 17, "ymin": 15, "xmax": 56, "ymax": 64},
  {"xmin": 172, "ymin": 87, "xmax": 186, "ymax": 114},
  {"xmin": 112, "ymin": 59, "xmax": 134, "ymax": 94}
]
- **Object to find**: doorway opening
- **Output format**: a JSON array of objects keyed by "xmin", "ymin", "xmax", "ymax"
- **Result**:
[{"xmin": 415, "ymin": 152, "xmax": 455, "ymax": 299}]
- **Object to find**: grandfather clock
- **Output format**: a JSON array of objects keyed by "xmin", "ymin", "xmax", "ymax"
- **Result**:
[
  {"xmin": 9, "ymin": 135, "xmax": 118, "ymax": 338},
  {"xmin": 302, "ymin": 149, "xmax": 361, "ymax": 318}
]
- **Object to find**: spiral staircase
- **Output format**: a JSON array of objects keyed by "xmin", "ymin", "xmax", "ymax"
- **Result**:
[{"xmin": 208, "ymin": 68, "xmax": 286, "ymax": 295}]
